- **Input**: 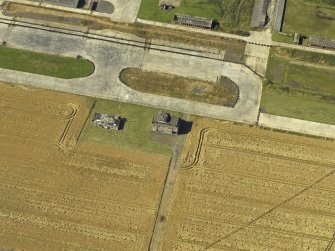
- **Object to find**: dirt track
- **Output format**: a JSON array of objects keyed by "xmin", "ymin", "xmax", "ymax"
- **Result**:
[
  {"xmin": 162, "ymin": 118, "xmax": 335, "ymax": 250},
  {"xmin": 0, "ymin": 82, "xmax": 170, "ymax": 251}
]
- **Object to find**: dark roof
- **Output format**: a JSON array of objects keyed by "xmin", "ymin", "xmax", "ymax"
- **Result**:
[
  {"xmin": 273, "ymin": 0, "xmax": 286, "ymax": 32},
  {"xmin": 173, "ymin": 14, "xmax": 213, "ymax": 29},
  {"xmin": 43, "ymin": 0, "xmax": 79, "ymax": 8},
  {"xmin": 250, "ymin": 0, "xmax": 270, "ymax": 28},
  {"xmin": 309, "ymin": 36, "xmax": 335, "ymax": 49}
]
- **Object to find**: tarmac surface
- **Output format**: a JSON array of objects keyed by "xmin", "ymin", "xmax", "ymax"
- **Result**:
[
  {"xmin": 0, "ymin": 19, "xmax": 263, "ymax": 124},
  {"xmin": 259, "ymin": 113, "xmax": 335, "ymax": 139}
]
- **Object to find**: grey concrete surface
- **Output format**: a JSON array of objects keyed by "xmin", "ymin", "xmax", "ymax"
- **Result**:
[
  {"xmin": 0, "ymin": 20, "xmax": 262, "ymax": 124},
  {"xmin": 105, "ymin": 0, "xmax": 142, "ymax": 23},
  {"xmin": 258, "ymin": 113, "xmax": 335, "ymax": 139}
]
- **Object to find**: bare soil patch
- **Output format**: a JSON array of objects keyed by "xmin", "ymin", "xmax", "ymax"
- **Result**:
[{"xmin": 0, "ymin": 82, "xmax": 170, "ymax": 251}]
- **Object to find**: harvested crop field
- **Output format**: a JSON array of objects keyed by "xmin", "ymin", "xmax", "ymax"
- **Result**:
[
  {"xmin": 162, "ymin": 118, "xmax": 335, "ymax": 250},
  {"xmin": 0, "ymin": 82, "xmax": 170, "ymax": 251}
]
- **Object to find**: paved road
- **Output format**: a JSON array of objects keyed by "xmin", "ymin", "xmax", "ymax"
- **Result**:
[
  {"xmin": 259, "ymin": 113, "xmax": 335, "ymax": 139},
  {"xmin": 0, "ymin": 18, "xmax": 263, "ymax": 124}
]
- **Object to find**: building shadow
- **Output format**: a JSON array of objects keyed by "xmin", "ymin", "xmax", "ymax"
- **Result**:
[
  {"xmin": 118, "ymin": 118, "xmax": 127, "ymax": 131},
  {"xmin": 178, "ymin": 119, "xmax": 193, "ymax": 135}
]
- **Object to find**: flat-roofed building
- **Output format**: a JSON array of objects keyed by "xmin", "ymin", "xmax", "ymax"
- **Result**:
[
  {"xmin": 42, "ymin": 0, "xmax": 79, "ymax": 8},
  {"xmin": 273, "ymin": 0, "xmax": 286, "ymax": 32},
  {"xmin": 309, "ymin": 36, "xmax": 335, "ymax": 50},
  {"xmin": 173, "ymin": 14, "xmax": 213, "ymax": 29},
  {"xmin": 250, "ymin": 0, "xmax": 270, "ymax": 28}
]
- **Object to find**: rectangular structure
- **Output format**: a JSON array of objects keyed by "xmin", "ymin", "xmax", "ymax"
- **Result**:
[
  {"xmin": 309, "ymin": 36, "xmax": 335, "ymax": 50},
  {"xmin": 173, "ymin": 14, "xmax": 213, "ymax": 29},
  {"xmin": 273, "ymin": 0, "xmax": 286, "ymax": 32},
  {"xmin": 151, "ymin": 111, "xmax": 180, "ymax": 135},
  {"xmin": 91, "ymin": 113, "xmax": 122, "ymax": 130},
  {"xmin": 250, "ymin": 0, "xmax": 270, "ymax": 28},
  {"xmin": 42, "ymin": 0, "xmax": 79, "ymax": 8}
]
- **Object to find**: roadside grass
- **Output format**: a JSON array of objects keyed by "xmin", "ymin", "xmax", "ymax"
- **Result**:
[
  {"xmin": 0, "ymin": 46, "xmax": 94, "ymax": 79},
  {"xmin": 266, "ymin": 48, "xmax": 335, "ymax": 94},
  {"xmin": 261, "ymin": 47, "xmax": 335, "ymax": 125},
  {"xmin": 272, "ymin": 33, "xmax": 295, "ymax": 44},
  {"xmin": 80, "ymin": 99, "xmax": 182, "ymax": 155},
  {"xmin": 137, "ymin": 0, "xmax": 254, "ymax": 34},
  {"xmin": 119, "ymin": 68, "xmax": 239, "ymax": 107},
  {"xmin": 5, "ymin": 3, "xmax": 246, "ymax": 62},
  {"xmin": 261, "ymin": 87, "xmax": 335, "ymax": 125},
  {"xmin": 283, "ymin": 0, "xmax": 335, "ymax": 39}
]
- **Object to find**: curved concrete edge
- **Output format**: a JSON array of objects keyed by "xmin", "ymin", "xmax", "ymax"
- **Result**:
[{"xmin": 258, "ymin": 113, "xmax": 335, "ymax": 139}]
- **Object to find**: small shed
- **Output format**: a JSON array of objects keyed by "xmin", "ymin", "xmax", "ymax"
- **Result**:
[
  {"xmin": 151, "ymin": 111, "xmax": 180, "ymax": 135},
  {"xmin": 173, "ymin": 14, "xmax": 213, "ymax": 29},
  {"xmin": 91, "ymin": 113, "xmax": 122, "ymax": 130}
]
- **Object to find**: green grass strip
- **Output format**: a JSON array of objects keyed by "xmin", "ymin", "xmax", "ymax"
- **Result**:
[{"xmin": 0, "ymin": 46, "xmax": 94, "ymax": 79}]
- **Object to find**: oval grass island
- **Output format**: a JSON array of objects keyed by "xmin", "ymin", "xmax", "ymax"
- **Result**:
[
  {"xmin": 120, "ymin": 68, "xmax": 239, "ymax": 107},
  {"xmin": 0, "ymin": 46, "xmax": 95, "ymax": 79}
]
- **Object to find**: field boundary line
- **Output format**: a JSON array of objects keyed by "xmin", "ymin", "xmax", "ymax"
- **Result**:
[
  {"xmin": 0, "ymin": 152, "xmax": 164, "ymax": 185},
  {"xmin": 325, "ymin": 233, "xmax": 335, "ymax": 251},
  {"xmin": 181, "ymin": 126, "xmax": 335, "ymax": 170},
  {"xmin": 75, "ymin": 99, "xmax": 96, "ymax": 144},
  {"xmin": 0, "ymin": 178, "xmax": 156, "ymax": 211},
  {"xmin": 175, "ymin": 189, "xmax": 335, "ymax": 221},
  {"xmin": 207, "ymin": 129, "xmax": 335, "ymax": 152},
  {"xmin": 0, "ymin": 129, "xmax": 53, "ymax": 143},
  {"xmin": 74, "ymin": 150, "xmax": 163, "ymax": 168},
  {"xmin": 207, "ymin": 144, "xmax": 335, "ymax": 168},
  {"xmin": 1, "ymin": 104, "xmax": 75, "ymax": 120},
  {"xmin": 201, "ymin": 165, "xmax": 335, "ymax": 250},
  {"xmin": 198, "ymin": 166, "xmax": 335, "ymax": 193},
  {"xmin": 0, "ymin": 231, "xmax": 97, "ymax": 251}
]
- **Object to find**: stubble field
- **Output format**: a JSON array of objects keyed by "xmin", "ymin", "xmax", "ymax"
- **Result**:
[
  {"xmin": 162, "ymin": 118, "xmax": 335, "ymax": 250},
  {"xmin": 0, "ymin": 82, "xmax": 170, "ymax": 251}
]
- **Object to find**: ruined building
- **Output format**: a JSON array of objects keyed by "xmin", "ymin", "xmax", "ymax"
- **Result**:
[
  {"xmin": 151, "ymin": 111, "xmax": 180, "ymax": 135},
  {"xmin": 91, "ymin": 113, "xmax": 122, "ymax": 130}
]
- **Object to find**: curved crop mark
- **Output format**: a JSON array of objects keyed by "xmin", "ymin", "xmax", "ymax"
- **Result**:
[
  {"xmin": 181, "ymin": 128, "xmax": 214, "ymax": 170},
  {"xmin": 57, "ymin": 103, "xmax": 78, "ymax": 152}
]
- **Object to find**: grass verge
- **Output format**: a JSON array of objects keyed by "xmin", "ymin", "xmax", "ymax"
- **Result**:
[
  {"xmin": 261, "ymin": 47, "xmax": 335, "ymax": 125},
  {"xmin": 0, "ymin": 46, "xmax": 94, "ymax": 79},
  {"xmin": 283, "ymin": 0, "xmax": 335, "ymax": 39},
  {"xmin": 261, "ymin": 87, "xmax": 335, "ymax": 125},
  {"xmin": 80, "ymin": 99, "xmax": 182, "ymax": 155},
  {"xmin": 119, "ymin": 68, "xmax": 239, "ymax": 107},
  {"xmin": 138, "ymin": 0, "xmax": 254, "ymax": 35}
]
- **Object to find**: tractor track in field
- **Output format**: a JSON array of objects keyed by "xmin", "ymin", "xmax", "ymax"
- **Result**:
[
  {"xmin": 176, "ymin": 188, "xmax": 335, "ymax": 220},
  {"xmin": 181, "ymin": 127, "xmax": 335, "ymax": 170},
  {"xmin": 170, "ymin": 211, "xmax": 333, "ymax": 243},
  {"xmin": 0, "ymin": 178, "xmax": 156, "ymax": 211}
]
